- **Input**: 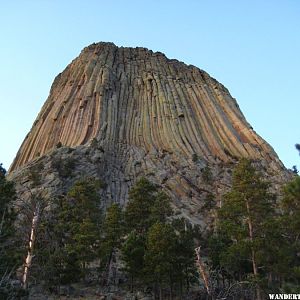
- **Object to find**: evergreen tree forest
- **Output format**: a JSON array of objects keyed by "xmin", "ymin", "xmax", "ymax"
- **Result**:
[{"xmin": 0, "ymin": 156, "xmax": 300, "ymax": 299}]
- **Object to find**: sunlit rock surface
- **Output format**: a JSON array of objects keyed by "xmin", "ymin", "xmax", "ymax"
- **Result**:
[{"xmin": 9, "ymin": 42, "xmax": 291, "ymax": 226}]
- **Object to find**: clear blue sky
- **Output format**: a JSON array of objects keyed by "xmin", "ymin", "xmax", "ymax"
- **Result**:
[{"xmin": 0, "ymin": 0, "xmax": 299, "ymax": 170}]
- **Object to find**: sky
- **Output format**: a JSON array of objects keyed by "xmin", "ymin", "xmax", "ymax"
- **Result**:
[{"xmin": 0, "ymin": 0, "xmax": 299, "ymax": 171}]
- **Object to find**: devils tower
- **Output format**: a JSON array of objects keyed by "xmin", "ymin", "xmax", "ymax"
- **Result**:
[{"xmin": 9, "ymin": 42, "xmax": 289, "ymax": 225}]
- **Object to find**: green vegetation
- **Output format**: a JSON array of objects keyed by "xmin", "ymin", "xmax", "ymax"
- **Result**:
[
  {"xmin": 279, "ymin": 175, "xmax": 300, "ymax": 291},
  {"xmin": 201, "ymin": 166, "xmax": 213, "ymax": 183},
  {"xmin": 51, "ymin": 156, "xmax": 75, "ymax": 178},
  {"xmin": 144, "ymin": 222, "xmax": 177, "ymax": 298},
  {"xmin": 124, "ymin": 177, "xmax": 159, "ymax": 233},
  {"xmin": 201, "ymin": 192, "xmax": 216, "ymax": 211},
  {"xmin": 192, "ymin": 153, "xmax": 199, "ymax": 163},
  {"xmin": 27, "ymin": 177, "xmax": 197, "ymax": 298},
  {"xmin": 100, "ymin": 203, "xmax": 123, "ymax": 285},
  {"xmin": 0, "ymin": 163, "xmax": 17, "ymax": 298},
  {"xmin": 56, "ymin": 141, "xmax": 62, "ymax": 148},
  {"xmin": 1, "ymin": 153, "xmax": 300, "ymax": 299},
  {"xmin": 211, "ymin": 159, "xmax": 275, "ymax": 299},
  {"xmin": 33, "ymin": 178, "xmax": 103, "ymax": 289},
  {"xmin": 121, "ymin": 178, "xmax": 197, "ymax": 298},
  {"xmin": 207, "ymin": 158, "xmax": 300, "ymax": 298},
  {"xmin": 0, "ymin": 164, "xmax": 25, "ymax": 299},
  {"xmin": 27, "ymin": 162, "xmax": 43, "ymax": 186},
  {"xmin": 121, "ymin": 230, "xmax": 145, "ymax": 291}
]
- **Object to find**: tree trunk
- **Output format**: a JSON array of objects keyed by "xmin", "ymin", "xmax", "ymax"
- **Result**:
[
  {"xmin": 170, "ymin": 273, "xmax": 173, "ymax": 300},
  {"xmin": 22, "ymin": 203, "xmax": 40, "ymax": 289},
  {"xmin": 159, "ymin": 284, "xmax": 162, "ymax": 300},
  {"xmin": 130, "ymin": 275, "xmax": 133, "ymax": 293},
  {"xmin": 185, "ymin": 265, "xmax": 189, "ymax": 292},
  {"xmin": 153, "ymin": 283, "xmax": 157, "ymax": 300},
  {"xmin": 268, "ymin": 272, "xmax": 273, "ymax": 287},
  {"xmin": 179, "ymin": 278, "xmax": 183, "ymax": 300},
  {"xmin": 104, "ymin": 250, "xmax": 113, "ymax": 286},
  {"xmin": 245, "ymin": 200, "xmax": 261, "ymax": 300},
  {"xmin": 195, "ymin": 246, "xmax": 212, "ymax": 297}
]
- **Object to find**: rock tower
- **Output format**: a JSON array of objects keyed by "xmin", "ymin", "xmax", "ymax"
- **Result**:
[{"xmin": 9, "ymin": 42, "xmax": 289, "ymax": 225}]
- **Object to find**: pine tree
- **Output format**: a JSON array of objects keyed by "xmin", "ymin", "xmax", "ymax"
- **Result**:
[
  {"xmin": 102, "ymin": 204, "xmax": 123, "ymax": 251},
  {"xmin": 63, "ymin": 178, "xmax": 103, "ymax": 272},
  {"xmin": 100, "ymin": 203, "xmax": 123, "ymax": 285},
  {"xmin": 171, "ymin": 218, "xmax": 197, "ymax": 294},
  {"xmin": 279, "ymin": 176, "xmax": 300, "ymax": 290},
  {"xmin": 33, "ymin": 178, "xmax": 103, "ymax": 288},
  {"xmin": 150, "ymin": 191, "xmax": 173, "ymax": 224},
  {"xmin": 144, "ymin": 222, "xmax": 177, "ymax": 300},
  {"xmin": 33, "ymin": 195, "xmax": 82, "ymax": 289},
  {"xmin": 121, "ymin": 230, "xmax": 145, "ymax": 291},
  {"xmin": 216, "ymin": 159, "xmax": 275, "ymax": 299},
  {"xmin": 0, "ymin": 164, "xmax": 17, "ymax": 273},
  {"xmin": 0, "ymin": 164, "xmax": 19, "ymax": 298},
  {"xmin": 281, "ymin": 176, "xmax": 300, "ymax": 242},
  {"xmin": 122, "ymin": 178, "xmax": 195, "ymax": 298},
  {"xmin": 296, "ymin": 143, "xmax": 300, "ymax": 155},
  {"xmin": 125, "ymin": 178, "xmax": 172, "ymax": 234},
  {"xmin": 124, "ymin": 177, "xmax": 158, "ymax": 234}
]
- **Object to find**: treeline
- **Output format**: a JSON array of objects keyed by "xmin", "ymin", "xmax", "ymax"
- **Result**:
[
  {"xmin": 0, "ymin": 164, "xmax": 25, "ymax": 299},
  {"xmin": 0, "ymin": 158, "xmax": 300, "ymax": 299},
  {"xmin": 32, "ymin": 177, "xmax": 199, "ymax": 299},
  {"xmin": 207, "ymin": 159, "xmax": 300, "ymax": 298},
  {"xmin": 0, "ymin": 170, "xmax": 200, "ymax": 299}
]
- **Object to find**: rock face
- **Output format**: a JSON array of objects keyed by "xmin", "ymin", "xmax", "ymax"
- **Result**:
[{"xmin": 8, "ymin": 42, "xmax": 290, "ymax": 226}]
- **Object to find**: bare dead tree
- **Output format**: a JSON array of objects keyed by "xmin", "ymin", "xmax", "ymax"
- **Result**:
[
  {"xmin": 195, "ymin": 246, "xmax": 212, "ymax": 297},
  {"xmin": 22, "ymin": 201, "xmax": 41, "ymax": 289},
  {"xmin": 14, "ymin": 187, "xmax": 48, "ymax": 290}
]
